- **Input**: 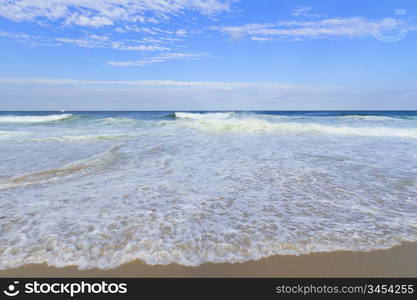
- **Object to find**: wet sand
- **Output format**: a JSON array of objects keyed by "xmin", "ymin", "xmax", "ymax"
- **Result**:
[{"xmin": 1, "ymin": 242, "xmax": 417, "ymax": 277}]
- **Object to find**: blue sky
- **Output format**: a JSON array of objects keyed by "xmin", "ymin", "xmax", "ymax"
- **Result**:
[{"xmin": 0, "ymin": 0, "xmax": 416, "ymax": 110}]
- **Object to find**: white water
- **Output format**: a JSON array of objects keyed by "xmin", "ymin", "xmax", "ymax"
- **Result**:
[
  {"xmin": 169, "ymin": 118, "xmax": 417, "ymax": 138},
  {"xmin": 175, "ymin": 112, "xmax": 234, "ymax": 119},
  {"xmin": 0, "ymin": 114, "xmax": 73, "ymax": 123},
  {"xmin": 0, "ymin": 111, "xmax": 416, "ymax": 269}
]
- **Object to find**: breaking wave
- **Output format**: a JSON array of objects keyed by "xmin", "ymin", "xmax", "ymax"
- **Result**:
[
  {"xmin": 174, "ymin": 118, "xmax": 417, "ymax": 138},
  {"xmin": 0, "ymin": 114, "xmax": 74, "ymax": 123},
  {"xmin": 1, "ymin": 111, "xmax": 417, "ymax": 270},
  {"xmin": 100, "ymin": 117, "xmax": 137, "ymax": 125},
  {"xmin": 175, "ymin": 112, "xmax": 234, "ymax": 119},
  {"xmin": 339, "ymin": 115, "xmax": 396, "ymax": 121}
]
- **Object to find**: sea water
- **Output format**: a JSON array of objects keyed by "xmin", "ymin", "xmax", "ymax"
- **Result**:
[{"xmin": 0, "ymin": 111, "xmax": 416, "ymax": 269}]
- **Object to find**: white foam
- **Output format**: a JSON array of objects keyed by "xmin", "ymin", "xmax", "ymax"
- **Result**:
[
  {"xmin": 175, "ymin": 112, "xmax": 234, "ymax": 119},
  {"xmin": 0, "ymin": 114, "xmax": 73, "ymax": 123},
  {"xmin": 173, "ymin": 118, "xmax": 417, "ymax": 138},
  {"xmin": 27, "ymin": 134, "xmax": 133, "ymax": 142},
  {"xmin": 100, "ymin": 117, "xmax": 137, "ymax": 125},
  {"xmin": 0, "ymin": 146, "xmax": 121, "ymax": 190},
  {"xmin": 340, "ymin": 115, "xmax": 396, "ymax": 121},
  {"xmin": 1, "ymin": 113, "xmax": 417, "ymax": 270},
  {"xmin": 0, "ymin": 130, "xmax": 32, "ymax": 140}
]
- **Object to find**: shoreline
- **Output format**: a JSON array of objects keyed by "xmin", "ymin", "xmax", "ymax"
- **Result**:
[{"xmin": 1, "ymin": 242, "xmax": 417, "ymax": 277}]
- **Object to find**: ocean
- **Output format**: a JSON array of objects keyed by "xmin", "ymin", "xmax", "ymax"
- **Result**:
[{"xmin": 0, "ymin": 111, "xmax": 416, "ymax": 269}]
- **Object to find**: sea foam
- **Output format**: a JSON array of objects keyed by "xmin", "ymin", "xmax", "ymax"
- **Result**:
[
  {"xmin": 1, "ymin": 111, "xmax": 417, "ymax": 270},
  {"xmin": 100, "ymin": 117, "xmax": 137, "ymax": 125},
  {"xmin": 175, "ymin": 112, "xmax": 234, "ymax": 119},
  {"xmin": 172, "ymin": 118, "xmax": 417, "ymax": 138},
  {"xmin": 0, "ymin": 146, "xmax": 121, "ymax": 190},
  {"xmin": 0, "ymin": 114, "xmax": 73, "ymax": 123}
]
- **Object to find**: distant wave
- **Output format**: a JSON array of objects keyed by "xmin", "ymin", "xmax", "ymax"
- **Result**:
[
  {"xmin": 175, "ymin": 112, "xmax": 234, "ymax": 119},
  {"xmin": 340, "ymin": 115, "xmax": 396, "ymax": 121},
  {"xmin": 174, "ymin": 118, "xmax": 417, "ymax": 138},
  {"xmin": 265, "ymin": 114, "xmax": 397, "ymax": 121},
  {"xmin": 100, "ymin": 117, "xmax": 137, "ymax": 125},
  {"xmin": 174, "ymin": 112, "xmax": 404, "ymax": 122},
  {"xmin": 0, "ymin": 114, "xmax": 74, "ymax": 123}
]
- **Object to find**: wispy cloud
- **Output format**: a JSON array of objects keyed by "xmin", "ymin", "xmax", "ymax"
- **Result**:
[
  {"xmin": 110, "ymin": 41, "xmax": 169, "ymax": 51},
  {"xmin": 250, "ymin": 36, "xmax": 274, "ymax": 42},
  {"xmin": 55, "ymin": 34, "xmax": 109, "ymax": 48},
  {"xmin": 55, "ymin": 34, "xmax": 169, "ymax": 51},
  {"xmin": 291, "ymin": 6, "xmax": 322, "ymax": 18},
  {"xmin": 0, "ymin": 30, "xmax": 35, "ymax": 39},
  {"xmin": 107, "ymin": 52, "xmax": 208, "ymax": 67},
  {"xmin": 215, "ymin": 17, "xmax": 414, "ymax": 41},
  {"xmin": 0, "ymin": 0, "xmax": 237, "ymax": 27},
  {"xmin": 0, "ymin": 77, "xmax": 307, "ymax": 87},
  {"xmin": 0, "ymin": 29, "xmax": 57, "ymax": 46},
  {"xmin": 1, "ymin": 77, "xmax": 415, "ymax": 110},
  {"xmin": 0, "ymin": 2, "xmax": 226, "ymax": 66},
  {"xmin": 291, "ymin": 7, "xmax": 312, "ymax": 17},
  {"xmin": 0, "ymin": 78, "xmax": 226, "ymax": 85}
]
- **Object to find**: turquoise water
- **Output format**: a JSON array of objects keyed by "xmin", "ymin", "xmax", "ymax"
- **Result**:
[{"xmin": 0, "ymin": 111, "xmax": 417, "ymax": 269}]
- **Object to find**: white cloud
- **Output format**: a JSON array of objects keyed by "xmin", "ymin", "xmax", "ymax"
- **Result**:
[
  {"xmin": 55, "ymin": 34, "xmax": 168, "ymax": 51},
  {"xmin": 0, "ymin": 1, "xmax": 233, "ymax": 67},
  {"xmin": 114, "ymin": 25, "xmax": 160, "ymax": 34},
  {"xmin": 215, "ymin": 17, "xmax": 414, "ymax": 41},
  {"xmin": 291, "ymin": 7, "xmax": 312, "ymax": 17},
  {"xmin": 0, "ymin": 0, "xmax": 237, "ymax": 27},
  {"xmin": 1, "ymin": 77, "xmax": 416, "ymax": 110},
  {"xmin": 250, "ymin": 36, "xmax": 273, "ymax": 42},
  {"xmin": 0, "ymin": 78, "xmax": 301, "ymax": 87},
  {"xmin": 290, "ymin": 6, "xmax": 322, "ymax": 18},
  {"xmin": 107, "ymin": 52, "xmax": 207, "ymax": 67},
  {"xmin": 56, "ymin": 35, "xmax": 108, "ymax": 48},
  {"xmin": 110, "ymin": 41, "xmax": 169, "ymax": 51},
  {"xmin": 138, "ymin": 36, "xmax": 182, "ymax": 44},
  {"xmin": 0, "ymin": 29, "xmax": 55, "ymax": 46},
  {"xmin": 1, "ymin": 29, "xmax": 172, "ymax": 51},
  {"xmin": 65, "ymin": 14, "xmax": 114, "ymax": 27},
  {"xmin": 0, "ymin": 30, "xmax": 36, "ymax": 39},
  {"xmin": 175, "ymin": 29, "xmax": 188, "ymax": 36},
  {"xmin": 0, "ymin": 30, "xmax": 39, "ymax": 42}
]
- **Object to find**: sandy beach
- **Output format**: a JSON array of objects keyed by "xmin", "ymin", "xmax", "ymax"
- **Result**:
[
  {"xmin": 1, "ymin": 0, "xmax": 417, "ymax": 288},
  {"xmin": 1, "ymin": 242, "xmax": 416, "ymax": 278}
]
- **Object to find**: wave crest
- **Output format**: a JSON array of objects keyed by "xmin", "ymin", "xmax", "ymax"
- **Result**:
[
  {"xmin": 0, "ymin": 114, "xmax": 74, "ymax": 123},
  {"xmin": 340, "ymin": 115, "xmax": 396, "ymax": 121},
  {"xmin": 175, "ymin": 118, "xmax": 417, "ymax": 138},
  {"xmin": 175, "ymin": 112, "xmax": 234, "ymax": 119},
  {"xmin": 100, "ymin": 117, "xmax": 137, "ymax": 125}
]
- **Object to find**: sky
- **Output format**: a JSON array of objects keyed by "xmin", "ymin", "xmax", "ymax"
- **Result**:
[{"xmin": 0, "ymin": 0, "xmax": 417, "ymax": 110}]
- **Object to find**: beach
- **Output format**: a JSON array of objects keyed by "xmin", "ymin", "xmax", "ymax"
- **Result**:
[
  {"xmin": 1, "ymin": 242, "xmax": 416, "ymax": 277},
  {"xmin": 1, "ymin": 111, "xmax": 417, "ymax": 274},
  {"xmin": 1, "ymin": 0, "xmax": 416, "ymax": 287}
]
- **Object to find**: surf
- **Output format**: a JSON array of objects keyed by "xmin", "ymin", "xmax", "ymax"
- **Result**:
[
  {"xmin": 172, "ymin": 117, "xmax": 417, "ymax": 138},
  {"xmin": 0, "ymin": 114, "xmax": 74, "ymax": 123},
  {"xmin": 0, "ymin": 146, "xmax": 122, "ymax": 190},
  {"xmin": 174, "ymin": 112, "xmax": 234, "ymax": 119}
]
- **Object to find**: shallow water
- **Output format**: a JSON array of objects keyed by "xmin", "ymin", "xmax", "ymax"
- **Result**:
[{"xmin": 0, "ymin": 111, "xmax": 416, "ymax": 269}]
